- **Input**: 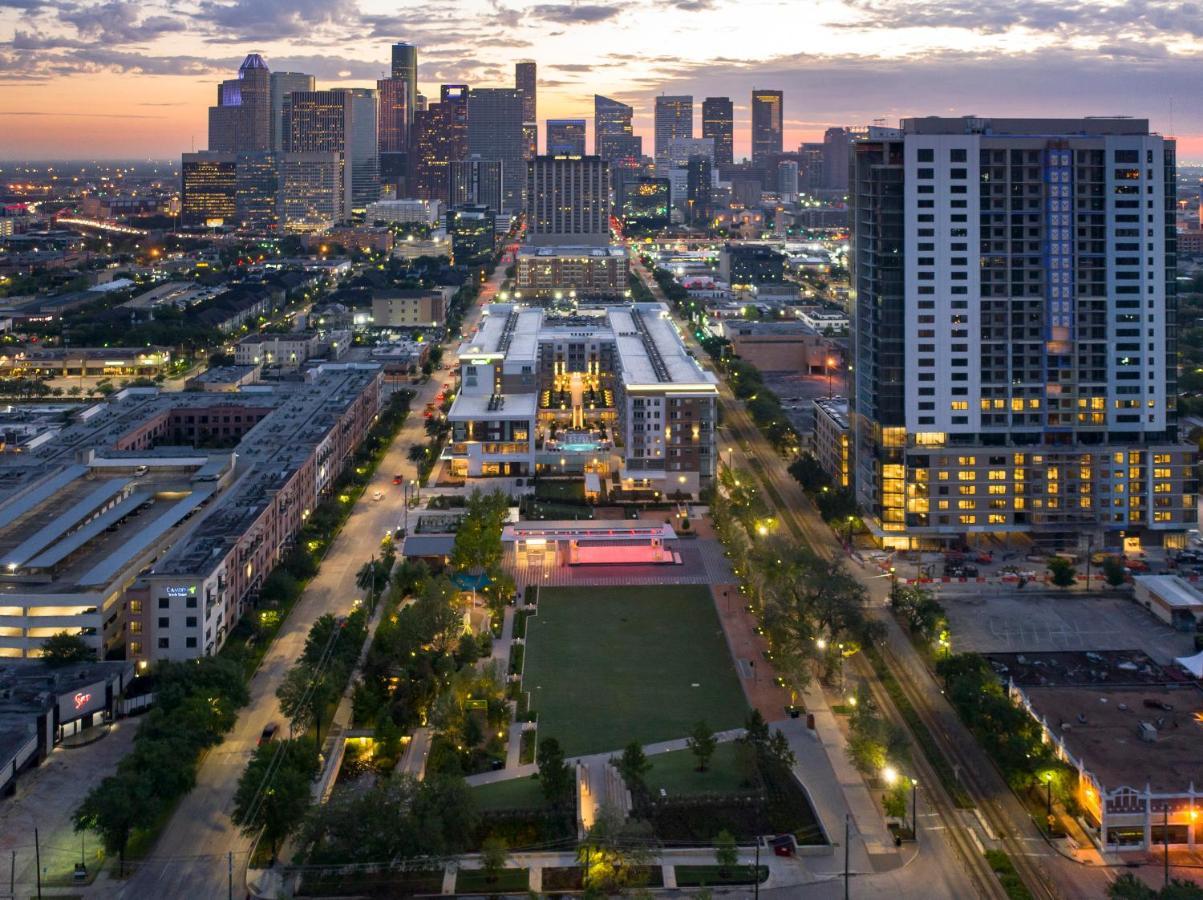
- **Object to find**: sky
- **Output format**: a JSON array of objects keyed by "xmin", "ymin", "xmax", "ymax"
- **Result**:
[{"xmin": 4, "ymin": 0, "xmax": 1203, "ymax": 160}]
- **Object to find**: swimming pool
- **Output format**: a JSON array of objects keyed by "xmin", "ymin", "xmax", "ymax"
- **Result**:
[{"xmin": 557, "ymin": 442, "xmax": 602, "ymax": 452}]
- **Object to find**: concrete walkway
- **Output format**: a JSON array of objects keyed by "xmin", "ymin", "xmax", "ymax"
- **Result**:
[{"xmin": 397, "ymin": 727, "xmax": 432, "ymax": 780}]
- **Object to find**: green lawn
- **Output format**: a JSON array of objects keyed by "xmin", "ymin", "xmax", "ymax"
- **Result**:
[
  {"xmin": 645, "ymin": 741, "xmax": 756, "ymax": 798},
  {"xmin": 471, "ymin": 775, "xmax": 545, "ymax": 811},
  {"xmin": 523, "ymin": 585, "xmax": 747, "ymax": 756},
  {"xmin": 455, "ymin": 868, "xmax": 530, "ymax": 893}
]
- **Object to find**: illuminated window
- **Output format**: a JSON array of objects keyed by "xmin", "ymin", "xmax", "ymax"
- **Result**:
[
  {"xmin": 988, "ymin": 514, "xmax": 1006, "ymax": 524},
  {"xmin": 958, "ymin": 500, "xmax": 976, "ymax": 509},
  {"xmin": 957, "ymin": 456, "xmax": 976, "ymax": 466},
  {"xmin": 937, "ymin": 500, "xmax": 949, "ymax": 510},
  {"xmin": 938, "ymin": 471, "xmax": 950, "ymax": 481},
  {"xmin": 958, "ymin": 485, "xmax": 976, "ymax": 495},
  {"xmin": 957, "ymin": 471, "xmax": 975, "ymax": 481},
  {"xmin": 950, "ymin": 401, "xmax": 968, "ymax": 410},
  {"xmin": 1014, "ymin": 498, "xmax": 1026, "ymax": 510},
  {"xmin": 1153, "ymin": 454, "xmax": 1171, "ymax": 464},
  {"xmin": 1154, "ymin": 511, "xmax": 1172, "ymax": 522},
  {"xmin": 988, "ymin": 484, "xmax": 1007, "ymax": 495},
  {"xmin": 1010, "ymin": 397, "xmax": 1024, "ymax": 411},
  {"xmin": 959, "ymin": 515, "xmax": 976, "ymax": 525},
  {"xmin": 1153, "ymin": 468, "xmax": 1172, "ymax": 479}
]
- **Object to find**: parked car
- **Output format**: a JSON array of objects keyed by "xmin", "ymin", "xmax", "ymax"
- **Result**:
[
  {"xmin": 393, "ymin": 474, "xmax": 404, "ymax": 485},
  {"xmin": 1125, "ymin": 558, "xmax": 1150, "ymax": 572},
  {"xmin": 259, "ymin": 722, "xmax": 280, "ymax": 745}
]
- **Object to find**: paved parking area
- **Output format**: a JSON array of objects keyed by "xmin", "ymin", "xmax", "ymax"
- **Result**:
[{"xmin": 940, "ymin": 590, "xmax": 1197, "ymax": 664}]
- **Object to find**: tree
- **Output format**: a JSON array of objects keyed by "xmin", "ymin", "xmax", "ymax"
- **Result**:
[
  {"xmin": 687, "ymin": 720, "xmax": 717, "ymax": 772},
  {"xmin": 1161, "ymin": 881, "xmax": 1203, "ymax": 900},
  {"xmin": 1047, "ymin": 557, "xmax": 1076, "ymax": 589},
  {"xmin": 355, "ymin": 559, "xmax": 378, "ymax": 600},
  {"xmin": 614, "ymin": 742, "xmax": 652, "ymax": 797},
  {"xmin": 883, "ymin": 781, "xmax": 909, "ymax": 819},
  {"xmin": 74, "ymin": 771, "xmax": 159, "ymax": 877},
  {"xmin": 714, "ymin": 829, "xmax": 739, "ymax": 877},
  {"xmin": 40, "ymin": 631, "xmax": 92, "ymax": 666},
  {"xmin": 536, "ymin": 737, "xmax": 574, "ymax": 811},
  {"xmin": 480, "ymin": 836, "xmax": 509, "ymax": 885},
  {"xmin": 1103, "ymin": 555, "xmax": 1128, "ymax": 588},
  {"xmin": 231, "ymin": 738, "xmax": 318, "ymax": 863},
  {"xmin": 1106, "ymin": 874, "xmax": 1155, "ymax": 899},
  {"xmin": 580, "ymin": 805, "xmax": 657, "ymax": 893},
  {"xmin": 277, "ymin": 665, "xmax": 336, "ymax": 748}
]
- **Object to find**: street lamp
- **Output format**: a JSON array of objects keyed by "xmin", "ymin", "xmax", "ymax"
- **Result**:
[
  {"xmin": 1044, "ymin": 771, "xmax": 1054, "ymax": 821},
  {"xmin": 911, "ymin": 778, "xmax": 918, "ymax": 839},
  {"xmin": 882, "ymin": 765, "xmax": 898, "ymax": 786},
  {"xmin": 827, "ymin": 357, "xmax": 836, "ymax": 398}
]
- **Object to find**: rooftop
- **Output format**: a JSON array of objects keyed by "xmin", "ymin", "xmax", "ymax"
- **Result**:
[
  {"xmin": 814, "ymin": 397, "xmax": 849, "ymax": 429},
  {"xmin": 1023, "ymin": 684, "xmax": 1203, "ymax": 793},
  {"xmin": 900, "ymin": 116, "xmax": 1151, "ymax": 137},
  {"xmin": 518, "ymin": 245, "xmax": 627, "ymax": 259},
  {"xmin": 1134, "ymin": 576, "xmax": 1203, "ymax": 609}
]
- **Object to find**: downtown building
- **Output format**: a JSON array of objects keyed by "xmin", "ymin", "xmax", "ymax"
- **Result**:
[
  {"xmin": 516, "ymin": 60, "xmax": 537, "ymax": 160},
  {"xmin": 849, "ymin": 117, "xmax": 1196, "ymax": 552},
  {"xmin": 547, "ymin": 119, "xmax": 587, "ymax": 156},
  {"xmin": 654, "ymin": 95, "xmax": 693, "ymax": 173},
  {"xmin": 702, "ymin": 97, "xmax": 734, "ymax": 171},
  {"xmin": 208, "ymin": 54, "xmax": 270, "ymax": 154},
  {"xmin": 444, "ymin": 302, "xmax": 717, "ymax": 496},
  {"xmin": 286, "ymin": 88, "xmax": 379, "ymax": 221},
  {"xmin": 468, "ymin": 88, "xmax": 527, "ymax": 216},
  {"xmin": 412, "ymin": 85, "xmax": 469, "ymax": 204},
  {"xmin": 750, "ymin": 89, "xmax": 783, "ymax": 167},
  {"xmin": 270, "ymin": 71, "xmax": 315, "ymax": 153}
]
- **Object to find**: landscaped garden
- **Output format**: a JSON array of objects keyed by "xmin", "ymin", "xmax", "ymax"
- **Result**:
[{"xmin": 521, "ymin": 585, "xmax": 747, "ymax": 756}]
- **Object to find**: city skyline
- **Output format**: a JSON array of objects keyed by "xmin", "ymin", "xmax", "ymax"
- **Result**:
[{"xmin": 4, "ymin": 0, "xmax": 1203, "ymax": 159}]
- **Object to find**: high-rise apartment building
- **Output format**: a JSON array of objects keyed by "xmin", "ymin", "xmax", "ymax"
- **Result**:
[
  {"xmin": 751, "ymin": 89, "xmax": 783, "ymax": 166},
  {"xmin": 468, "ymin": 88, "xmax": 526, "ymax": 215},
  {"xmin": 516, "ymin": 61, "xmax": 537, "ymax": 159},
  {"xmin": 390, "ymin": 43, "xmax": 418, "ymax": 129},
  {"xmin": 822, "ymin": 126, "xmax": 853, "ymax": 191},
  {"xmin": 450, "ymin": 156, "xmax": 504, "ymax": 213},
  {"xmin": 547, "ymin": 119, "xmax": 587, "ymax": 157},
  {"xmin": 413, "ymin": 85, "xmax": 469, "ymax": 204},
  {"xmin": 287, "ymin": 89, "xmax": 378, "ymax": 219},
  {"xmin": 527, "ymin": 155, "xmax": 610, "ymax": 246},
  {"xmin": 849, "ymin": 116, "xmax": 1195, "ymax": 551},
  {"xmin": 654, "ymin": 95, "xmax": 693, "ymax": 169},
  {"xmin": 270, "ymin": 72, "xmax": 314, "ymax": 153},
  {"xmin": 702, "ymin": 97, "xmax": 734, "ymax": 170},
  {"xmin": 208, "ymin": 54, "xmax": 271, "ymax": 153},
  {"xmin": 594, "ymin": 95, "xmax": 641, "ymax": 161}
]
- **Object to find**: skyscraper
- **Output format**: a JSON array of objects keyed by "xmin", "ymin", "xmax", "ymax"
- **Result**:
[
  {"xmin": 390, "ymin": 43, "xmax": 418, "ymax": 129},
  {"xmin": 751, "ymin": 89, "xmax": 783, "ymax": 166},
  {"xmin": 278, "ymin": 152, "xmax": 341, "ymax": 232},
  {"xmin": 849, "ymin": 116, "xmax": 1194, "ymax": 551},
  {"xmin": 287, "ymin": 89, "xmax": 378, "ymax": 219},
  {"xmin": 377, "ymin": 76, "xmax": 410, "ymax": 193},
  {"xmin": 702, "ymin": 97, "xmax": 734, "ymax": 170},
  {"xmin": 527, "ymin": 155, "xmax": 609, "ymax": 246},
  {"xmin": 546, "ymin": 119, "xmax": 587, "ymax": 156},
  {"xmin": 208, "ymin": 54, "xmax": 271, "ymax": 153},
  {"xmin": 181, "ymin": 153, "xmax": 237, "ymax": 226},
  {"xmin": 594, "ymin": 95, "xmax": 641, "ymax": 161},
  {"xmin": 822, "ymin": 126, "xmax": 853, "ymax": 191},
  {"xmin": 413, "ymin": 85, "xmax": 469, "ymax": 203},
  {"xmin": 516, "ymin": 61, "xmax": 537, "ymax": 159},
  {"xmin": 270, "ymin": 72, "xmax": 314, "ymax": 153},
  {"xmin": 467, "ymin": 88, "xmax": 526, "ymax": 215},
  {"xmin": 450, "ymin": 156, "xmax": 504, "ymax": 213},
  {"xmin": 685, "ymin": 155, "xmax": 712, "ymax": 226},
  {"xmin": 654, "ymin": 96, "xmax": 693, "ymax": 170},
  {"xmin": 235, "ymin": 152, "xmax": 279, "ymax": 230}
]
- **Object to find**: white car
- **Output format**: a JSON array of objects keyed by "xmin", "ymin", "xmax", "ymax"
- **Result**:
[{"xmin": 372, "ymin": 490, "xmax": 384, "ymax": 501}]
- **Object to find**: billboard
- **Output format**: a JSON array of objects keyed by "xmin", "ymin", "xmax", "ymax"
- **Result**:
[{"xmin": 57, "ymin": 680, "xmax": 106, "ymax": 723}]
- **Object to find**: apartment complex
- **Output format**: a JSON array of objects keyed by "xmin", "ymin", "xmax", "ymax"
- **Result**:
[
  {"xmin": 850, "ymin": 117, "xmax": 1196, "ymax": 551},
  {"xmin": 0, "ymin": 366, "xmax": 381, "ymax": 662},
  {"xmin": 371, "ymin": 289, "xmax": 446, "ymax": 327},
  {"xmin": 514, "ymin": 246, "xmax": 628, "ymax": 299},
  {"xmin": 445, "ymin": 302, "xmax": 717, "ymax": 496}
]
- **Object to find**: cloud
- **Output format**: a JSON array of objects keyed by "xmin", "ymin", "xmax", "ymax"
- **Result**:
[
  {"xmin": 60, "ymin": 1, "xmax": 184, "ymax": 43},
  {"xmin": 0, "ymin": 110, "xmax": 168, "ymax": 118},
  {"xmin": 529, "ymin": 3, "xmax": 622, "ymax": 24},
  {"xmin": 552, "ymin": 62, "xmax": 594, "ymax": 72},
  {"xmin": 670, "ymin": 0, "xmax": 717, "ymax": 8},
  {"xmin": 194, "ymin": 0, "xmax": 361, "ymax": 41}
]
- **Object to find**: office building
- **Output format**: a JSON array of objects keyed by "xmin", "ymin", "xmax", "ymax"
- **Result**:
[
  {"xmin": 270, "ymin": 71, "xmax": 314, "ymax": 153},
  {"xmin": 234, "ymin": 152, "xmax": 278, "ymax": 230},
  {"xmin": 664, "ymin": 137, "xmax": 714, "ymax": 170},
  {"xmin": 391, "ymin": 42, "xmax": 419, "ymax": 129},
  {"xmin": 622, "ymin": 177, "xmax": 671, "ymax": 232},
  {"xmin": 181, "ymin": 152, "xmax": 237, "ymax": 226},
  {"xmin": 595, "ymin": 95, "xmax": 638, "ymax": 159},
  {"xmin": 823, "ymin": 126, "xmax": 853, "ymax": 191},
  {"xmin": 413, "ymin": 85, "xmax": 469, "ymax": 203},
  {"xmin": 0, "ymin": 366, "xmax": 381, "ymax": 661},
  {"xmin": 751, "ymin": 89, "xmax": 783, "ymax": 167},
  {"xmin": 377, "ymin": 75, "xmax": 410, "ymax": 189},
  {"xmin": 450, "ymin": 156, "xmax": 504, "ymax": 213},
  {"xmin": 468, "ymin": 88, "xmax": 526, "ymax": 215},
  {"xmin": 527, "ymin": 155, "xmax": 609, "ymax": 246},
  {"xmin": 365, "ymin": 198, "xmax": 442, "ymax": 226},
  {"xmin": 208, "ymin": 53, "xmax": 271, "ymax": 154},
  {"xmin": 445, "ymin": 302, "xmax": 717, "ymax": 496},
  {"xmin": 654, "ymin": 96, "xmax": 693, "ymax": 170},
  {"xmin": 702, "ymin": 97, "xmax": 734, "ymax": 170},
  {"xmin": 813, "ymin": 397, "xmax": 851, "ymax": 488},
  {"xmin": 446, "ymin": 206, "xmax": 496, "ymax": 266},
  {"xmin": 686, "ymin": 156, "xmax": 712, "ymax": 225},
  {"xmin": 514, "ymin": 246, "xmax": 627, "ymax": 298},
  {"xmin": 850, "ymin": 116, "xmax": 1195, "ymax": 551},
  {"xmin": 778, "ymin": 159, "xmax": 799, "ymax": 200},
  {"xmin": 278, "ymin": 152, "xmax": 341, "ymax": 232},
  {"xmin": 516, "ymin": 60, "xmax": 537, "ymax": 159},
  {"xmin": 287, "ymin": 89, "xmax": 378, "ymax": 219},
  {"xmin": 547, "ymin": 119, "xmax": 587, "ymax": 157}
]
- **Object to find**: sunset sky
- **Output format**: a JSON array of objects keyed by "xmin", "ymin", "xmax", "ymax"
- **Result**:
[{"xmin": 4, "ymin": 0, "xmax": 1203, "ymax": 160}]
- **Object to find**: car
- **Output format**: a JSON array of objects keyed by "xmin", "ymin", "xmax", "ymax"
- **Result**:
[
  {"xmin": 393, "ymin": 474, "xmax": 403, "ymax": 485},
  {"xmin": 1125, "ymin": 558, "xmax": 1150, "ymax": 572},
  {"xmin": 1143, "ymin": 699, "xmax": 1174, "ymax": 712},
  {"xmin": 372, "ymin": 490, "xmax": 384, "ymax": 501},
  {"xmin": 259, "ymin": 722, "xmax": 280, "ymax": 745}
]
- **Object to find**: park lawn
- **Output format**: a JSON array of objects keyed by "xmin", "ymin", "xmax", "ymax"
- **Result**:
[
  {"xmin": 455, "ymin": 868, "xmax": 530, "ymax": 893},
  {"xmin": 675, "ymin": 865, "xmax": 769, "ymax": 887},
  {"xmin": 471, "ymin": 775, "xmax": 546, "ymax": 811},
  {"xmin": 535, "ymin": 479, "xmax": 586, "ymax": 502},
  {"xmin": 644, "ymin": 741, "xmax": 756, "ymax": 798},
  {"xmin": 523, "ymin": 585, "xmax": 747, "ymax": 756}
]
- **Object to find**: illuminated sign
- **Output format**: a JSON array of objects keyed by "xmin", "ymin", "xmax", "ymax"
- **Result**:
[
  {"xmin": 58, "ymin": 679, "xmax": 106, "ymax": 722},
  {"xmin": 73, "ymin": 692, "xmax": 92, "ymax": 711},
  {"xmin": 165, "ymin": 585, "xmax": 197, "ymax": 599}
]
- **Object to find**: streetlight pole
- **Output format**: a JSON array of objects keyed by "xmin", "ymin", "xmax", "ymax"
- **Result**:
[
  {"xmin": 1165, "ymin": 805, "xmax": 1170, "ymax": 888},
  {"xmin": 911, "ymin": 778, "xmax": 918, "ymax": 840}
]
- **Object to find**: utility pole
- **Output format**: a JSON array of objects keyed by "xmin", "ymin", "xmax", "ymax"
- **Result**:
[
  {"xmin": 33, "ymin": 828, "xmax": 41, "ymax": 900},
  {"xmin": 843, "ymin": 814, "xmax": 850, "ymax": 900},
  {"xmin": 1165, "ymin": 805, "xmax": 1170, "ymax": 888},
  {"xmin": 229, "ymin": 850, "xmax": 234, "ymax": 900}
]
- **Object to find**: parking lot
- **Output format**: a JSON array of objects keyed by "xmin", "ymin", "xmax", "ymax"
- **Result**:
[{"xmin": 939, "ymin": 590, "xmax": 1197, "ymax": 664}]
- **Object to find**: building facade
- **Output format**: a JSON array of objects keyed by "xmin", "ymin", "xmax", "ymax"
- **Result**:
[
  {"xmin": 208, "ymin": 54, "xmax": 270, "ymax": 154},
  {"xmin": 654, "ymin": 96, "xmax": 693, "ymax": 171},
  {"xmin": 702, "ymin": 97, "xmax": 734, "ymax": 171},
  {"xmin": 181, "ymin": 153, "xmax": 237, "ymax": 227},
  {"xmin": 413, "ymin": 85, "xmax": 469, "ymax": 204},
  {"xmin": 515, "ymin": 246, "xmax": 628, "ymax": 298},
  {"xmin": 450, "ymin": 157, "xmax": 504, "ymax": 213},
  {"xmin": 371, "ymin": 290, "xmax": 446, "ymax": 327},
  {"xmin": 547, "ymin": 119, "xmax": 587, "ymax": 157},
  {"xmin": 468, "ymin": 88, "xmax": 527, "ymax": 216},
  {"xmin": 527, "ymin": 155, "xmax": 610, "ymax": 247},
  {"xmin": 850, "ymin": 117, "xmax": 1195, "ymax": 551},
  {"xmin": 516, "ymin": 61, "xmax": 537, "ymax": 160},
  {"xmin": 270, "ymin": 71, "xmax": 314, "ymax": 153},
  {"xmin": 751, "ymin": 89, "xmax": 784, "ymax": 167}
]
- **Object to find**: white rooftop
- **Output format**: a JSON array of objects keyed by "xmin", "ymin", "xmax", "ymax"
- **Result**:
[{"xmin": 1135, "ymin": 575, "xmax": 1203, "ymax": 609}]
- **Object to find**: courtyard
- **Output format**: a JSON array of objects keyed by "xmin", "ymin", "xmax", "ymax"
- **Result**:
[{"xmin": 522, "ymin": 585, "xmax": 748, "ymax": 756}]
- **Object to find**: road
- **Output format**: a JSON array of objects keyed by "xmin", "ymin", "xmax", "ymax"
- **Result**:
[
  {"xmin": 628, "ymin": 252, "xmax": 1113, "ymax": 900},
  {"xmin": 110, "ymin": 265, "xmax": 500, "ymax": 899}
]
